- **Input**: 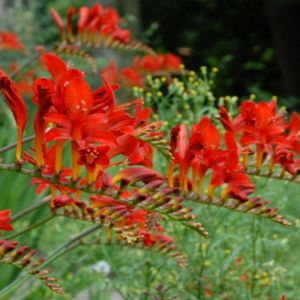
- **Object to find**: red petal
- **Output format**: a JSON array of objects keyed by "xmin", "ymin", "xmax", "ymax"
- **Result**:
[
  {"xmin": 65, "ymin": 77, "xmax": 93, "ymax": 116},
  {"xmin": 42, "ymin": 53, "xmax": 67, "ymax": 81}
]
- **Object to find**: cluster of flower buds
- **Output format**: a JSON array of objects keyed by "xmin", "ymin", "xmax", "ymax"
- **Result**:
[
  {"xmin": 0, "ymin": 239, "xmax": 63, "ymax": 294},
  {"xmin": 89, "ymin": 226, "xmax": 187, "ymax": 267},
  {"xmin": 101, "ymin": 53, "xmax": 182, "ymax": 87},
  {"xmin": 49, "ymin": 165, "xmax": 207, "ymax": 241},
  {"xmin": 0, "ymin": 31, "xmax": 24, "ymax": 52}
]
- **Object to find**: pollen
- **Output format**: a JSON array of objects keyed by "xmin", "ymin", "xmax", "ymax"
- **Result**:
[{"xmin": 64, "ymin": 81, "xmax": 70, "ymax": 87}]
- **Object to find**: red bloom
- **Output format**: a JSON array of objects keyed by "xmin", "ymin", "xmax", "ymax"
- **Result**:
[
  {"xmin": 287, "ymin": 112, "xmax": 300, "ymax": 154},
  {"xmin": 141, "ymin": 232, "xmax": 173, "ymax": 247},
  {"xmin": 169, "ymin": 117, "xmax": 226, "ymax": 193},
  {"xmin": 0, "ymin": 31, "xmax": 24, "ymax": 51},
  {"xmin": 100, "ymin": 53, "xmax": 181, "ymax": 88},
  {"xmin": 134, "ymin": 55, "xmax": 163, "ymax": 72},
  {"xmin": 121, "ymin": 67, "xmax": 144, "ymax": 87},
  {"xmin": 0, "ymin": 69, "xmax": 28, "ymax": 160},
  {"xmin": 210, "ymin": 132, "xmax": 255, "ymax": 200},
  {"xmin": 134, "ymin": 54, "xmax": 182, "ymax": 73},
  {"xmin": 31, "ymin": 53, "xmax": 160, "ymax": 187},
  {"xmin": 0, "ymin": 210, "xmax": 13, "ymax": 232},
  {"xmin": 78, "ymin": 144, "xmax": 109, "ymax": 172},
  {"xmin": 240, "ymin": 100, "xmax": 287, "ymax": 148},
  {"xmin": 168, "ymin": 116, "xmax": 255, "ymax": 200},
  {"xmin": 32, "ymin": 78, "xmax": 54, "ymax": 166},
  {"xmin": 8, "ymin": 62, "xmax": 35, "ymax": 97},
  {"xmin": 187, "ymin": 117, "xmax": 226, "ymax": 194},
  {"xmin": 100, "ymin": 61, "xmax": 118, "ymax": 84},
  {"xmin": 273, "ymin": 147, "xmax": 298, "ymax": 175},
  {"xmin": 51, "ymin": 3, "xmax": 132, "ymax": 45},
  {"xmin": 163, "ymin": 53, "xmax": 182, "ymax": 70},
  {"xmin": 50, "ymin": 8, "xmax": 65, "ymax": 41},
  {"xmin": 220, "ymin": 100, "xmax": 290, "ymax": 170}
]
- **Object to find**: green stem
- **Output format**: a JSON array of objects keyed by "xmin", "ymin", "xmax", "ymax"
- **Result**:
[
  {"xmin": 0, "ymin": 162, "xmax": 112, "ymax": 196},
  {"xmin": 4, "ymin": 215, "xmax": 55, "ymax": 240},
  {"xmin": 251, "ymin": 218, "xmax": 259, "ymax": 296},
  {"xmin": 246, "ymin": 169, "xmax": 299, "ymax": 184},
  {"xmin": 9, "ymin": 52, "xmax": 39, "ymax": 80},
  {"xmin": 12, "ymin": 195, "xmax": 51, "ymax": 222},
  {"xmin": 0, "ymin": 135, "xmax": 35, "ymax": 155},
  {"xmin": 0, "ymin": 225, "xmax": 100, "ymax": 299}
]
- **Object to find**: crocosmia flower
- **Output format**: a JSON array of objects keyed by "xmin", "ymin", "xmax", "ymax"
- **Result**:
[
  {"xmin": 0, "ymin": 210, "xmax": 13, "ymax": 232},
  {"xmin": 0, "ymin": 69, "xmax": 28, "ymax": 160}
]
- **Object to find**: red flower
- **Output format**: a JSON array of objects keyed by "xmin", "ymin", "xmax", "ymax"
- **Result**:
[
  {"xmin": 269, "ymin": 112, "xmax": 300, "ymax": 175},
  {"xmin": 32, "ymin": 78, "xmax": 54, "ymax": 167},
  {"xmin": 8, "ymin": 62, "xmax": 35, "ymax": 97},
  {"xmin": 220, "ymin": 100, "xmax": 289, "ymax": 170},
  {"xmin": 51, "ymin": 3, "xmax": 132, "ymax": 45},
  {"xmin": 50, "ymin": 8, "xmax": 65, "ymax": 41},
  {"xmin": 287, "ymin": 112, "xmax": 300, "ymax": 154},
  {"xmin": 100, "ymin": 53, "xmax": 181, "ymax": 88},
  {"xmin": 169, "ymin": 117, "xmax": 225, "ymax": 193},
  {"xmin": 240, "ymin": 100, "xmax": 287, "ymax": 148},
  {"xmin": 168, "ymin": 124, "xmax": 188, "ymax": 189},
  {"xmin": 163, "ymin": 54, "xmax": 182, "ymax": 70},
  {"xmin": 0, "ymin": 31, "xmax": 24, "ymax": 51},
  {"xmin": 210, "ymin": 132, "xmax": 255, "ymax": 200},
  {"xmin": 134, "ymin": 54, "xmax": 182, "ymax": 73},
  {"xmin": 134, "ymin": 55, "xmax": 163, "ymax": 72},
  {"xmin": 31, "ymin": 53, "xmax": 160, "ymax": 187},
  {"xmin": 0, "ymin": 69, "xmax": 28, "ymax": 160},
  {"xmin": 168, "ymin": 116, "xmax": 255, "ymax": 200},
  {"xmin": 78, "ymin": 143, "xmax": 110, "ymax": 184},
  {"xmin": 100, "ymin": 61, "xmax": 118, "ymax": 84},
  {"xmin": 121, "ymin": 67, "xmax": 144, "ymax": 87},
  {"xmin": 0, "ymin": 210, "xmax": 13, "ymax": 232}
]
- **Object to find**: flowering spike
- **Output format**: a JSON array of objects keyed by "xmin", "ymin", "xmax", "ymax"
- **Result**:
[
  {"xmin": 50, "ymin": 4, "xmax": 155, "ymax": 54},
  {"xmin": 0, "ymin": 240, "xmax": 64, "ymax": 294}
]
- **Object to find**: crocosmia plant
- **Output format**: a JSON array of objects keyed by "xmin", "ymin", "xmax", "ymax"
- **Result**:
[{"xmin": 0, "ymin": 2, "xmax": 298, "ymax": 299}]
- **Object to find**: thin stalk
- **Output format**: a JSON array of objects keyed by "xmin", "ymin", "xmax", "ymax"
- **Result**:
[
  {"xmin": 9, "ymin": 52, "xmax": 39, "ymax": 80},
  {"xmin": 247, "ymin": 169, "xmax": 300, "ymax": 184},
  {"xmin": 0, "ymin": 162, "xmax": 109, "ymax": 196},
  {"xmin": 250, "ymin": 218, "xmax": 259, "ymax": 296},
  {"xmin": 0, "ymin": 135, "xmax": 35, "ymax": 154},
  {"xmin": 4, "ymin": 215, "xmax": 55, "ymax": 240},
  {"xmin": 12, "ymin": 195, "xmax": 51, "ymax": 222},
  {"xmin": 0, "ymin": 225, "xmax": 100, "ymax": 299}
]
